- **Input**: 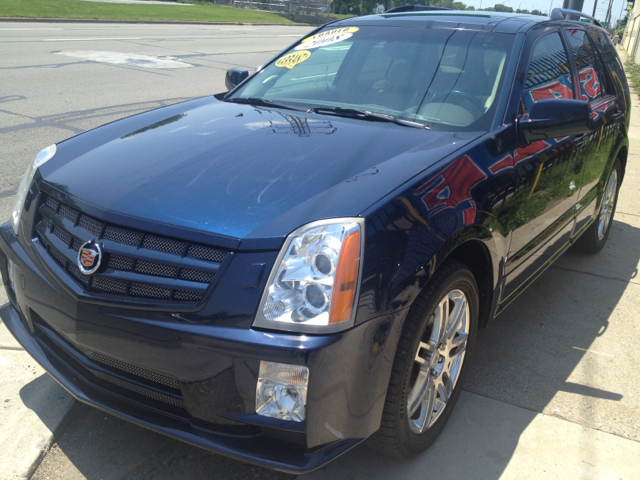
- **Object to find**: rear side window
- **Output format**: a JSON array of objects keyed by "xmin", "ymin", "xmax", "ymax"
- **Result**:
[
  {"xmin": 521, "ymin": 32, "xmax": 573, "ymax": 116},
  {"xmin": 565, "ymin": 29, "xmax": 610, "ymax": 101}
]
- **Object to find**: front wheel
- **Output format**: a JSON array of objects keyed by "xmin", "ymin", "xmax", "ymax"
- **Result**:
[{"xmin": 369, "ymin": 259, "xmax": 478, "ymax": 457}]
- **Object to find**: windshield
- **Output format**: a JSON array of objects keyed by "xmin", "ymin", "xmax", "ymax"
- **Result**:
[{"xmin": 229, "ymin": 25, "xmax": 515, "ymax": 131}]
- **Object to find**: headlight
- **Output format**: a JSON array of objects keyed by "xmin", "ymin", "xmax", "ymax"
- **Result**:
[
  {"xmin": 10, "ymin": 145, "xmax": 57, "ymax": 235},
  {"xmin": 253, "ymin": 218, "xmax": 363, "ymax": 334}
]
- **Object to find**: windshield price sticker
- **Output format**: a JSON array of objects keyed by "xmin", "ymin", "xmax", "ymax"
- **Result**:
[
  {"xmin": 275, "ymin": 50, "xmax": 312, "ymax": 69},
  {"xmin": 295, "ymin": 27, "xmax": 359, "ymax": 50}
]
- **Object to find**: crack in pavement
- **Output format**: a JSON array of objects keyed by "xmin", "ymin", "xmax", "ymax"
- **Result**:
[
  {"xmin": 617, "ymin": 210, "xmax": 640, "ymax": 218},
  {"xmin": 550, "ymin": 264, "xmax": 640, "ymax": 285}
]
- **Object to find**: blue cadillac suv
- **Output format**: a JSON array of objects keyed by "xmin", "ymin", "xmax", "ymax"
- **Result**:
[{"xmin": 0, "ymin": 8, "xmax": 629, "ymax": 473}]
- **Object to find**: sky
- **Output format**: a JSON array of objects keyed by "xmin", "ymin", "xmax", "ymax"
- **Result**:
[{"xmin": 458, "ymin": 0, "xmax": 630, "ymax": 26}]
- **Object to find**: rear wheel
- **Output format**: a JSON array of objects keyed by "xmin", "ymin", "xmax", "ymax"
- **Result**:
[
  {"xmin": 369, "ymin": 259, "xmax": 478, "ymax": 457},
  {"xmin": 573, "ymin": 160, "xmax": 621, "ymax": 254}
]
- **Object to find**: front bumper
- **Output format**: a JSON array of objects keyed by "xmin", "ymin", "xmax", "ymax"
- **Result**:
[{"xmin": 0, "ymin": 222, "xmax": 404, "ymax": 473}]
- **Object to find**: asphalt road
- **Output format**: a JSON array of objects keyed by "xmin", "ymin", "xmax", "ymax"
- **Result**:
[{"xmin": 1, "ymin": 21, "xmax": 639, "ymax": 480}]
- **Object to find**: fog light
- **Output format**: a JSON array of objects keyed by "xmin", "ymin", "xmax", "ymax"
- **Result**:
[
  {"xmin": 256, "ymin": 361, "xmax": 309, "ymax": 422},
  {"xmin": 7, "ymin": 259, "xmax": 16, "ymax": 292}
]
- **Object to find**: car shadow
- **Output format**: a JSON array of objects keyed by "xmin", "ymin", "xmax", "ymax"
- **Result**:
[
  {"xmin": 18, "ymin": 371, "xmax": 75, "ymax": 435},
  {"xmin": 19, "ymin": 218, "xmax": 639, "ymax": 480}
]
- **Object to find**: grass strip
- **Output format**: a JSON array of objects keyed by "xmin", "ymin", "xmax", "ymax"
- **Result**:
[
  {"xmin": 0, "ymin": 0, "xmax": 298, "ymax": 24},
  {"xmin": 626, "ymin": 59, "xmax": 640, "ymax": 98}
]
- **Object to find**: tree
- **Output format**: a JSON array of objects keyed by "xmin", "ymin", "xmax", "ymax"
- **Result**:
[{"xmin": 493, "ymin": 3, "xmax": 514, "ymax": 12}]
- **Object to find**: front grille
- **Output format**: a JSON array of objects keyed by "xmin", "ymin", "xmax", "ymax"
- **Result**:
[
  {"xmin": 174, "ymin": 289, "xmax": 204, "ymax": 302},
  {"xmin": 142, "ymin": 235, "xmax": 185, "ymax": 255},
  {"xmin": 59, "ymin": 204, "xmax": 79, "ymax": 224},
  {"xmin": 108, "ymin": 254, "xmax": 135, "ymax": 271},
  {"xmin": 187, "ymin": 244, "xmax": 227, "ymax": 263},
  {"xmin": 104, "ymin": 226, "xmax": 141, "ymax": 246},
  {"xmin": 53, "ymin": 225, "xmax": 72, "ymax": 246},
  {"xmin": 92, "ymin": 276, "xmax": 128, "ymax": 294},
  {"xmin": 135, "ymin": 260, "xmax": 177, "ymax": 278},
  {"xmin": 67, "ymin": 264, "xmax": 90, "ymax": 287},
  {"xmin": 79, "ymin": 214, "xmax": 103, "ymax": 236},
  {"xmin": 179, "ymin": 268, "xmax": 214, "ymax": 283},
  {"xmin": 129, "ymin": 283, "xmax": 172, "ymax": 300},
  {"xmin": 35, "ymin": 193, "xmax": 229, "ymax": 304}
]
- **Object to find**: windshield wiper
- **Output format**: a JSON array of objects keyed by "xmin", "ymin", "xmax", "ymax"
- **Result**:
[
  {"xmin": 306, "ymin": 107, "xmax": 429, "ymax": 130},
  {"xmin": 224, "ymin": 96, "xmax": 301, "ymax": 111}
]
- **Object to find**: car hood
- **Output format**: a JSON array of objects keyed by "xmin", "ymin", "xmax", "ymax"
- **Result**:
[{"xmin": 42, "ymin": 96, "xmax": 476, "ymax": 248}]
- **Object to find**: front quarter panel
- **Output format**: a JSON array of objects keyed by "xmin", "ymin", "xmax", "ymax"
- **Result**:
[{"xmin": 358, "ymin": 137, "xmax": 513, "ymax": 325}]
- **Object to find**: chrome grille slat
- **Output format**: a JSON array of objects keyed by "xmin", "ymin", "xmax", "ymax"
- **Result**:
[{"xmin": 35, "ymin": 194, "xmax": 228, "ymax": 304}]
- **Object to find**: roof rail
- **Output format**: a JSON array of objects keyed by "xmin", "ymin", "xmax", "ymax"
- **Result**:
[
  {"xmin": 385, "ymin": 5, "xmax": 454, "ymax": 13},
  {"xmin": 550, "ymin": 8, "xmax": 602, "ymax": 27}
]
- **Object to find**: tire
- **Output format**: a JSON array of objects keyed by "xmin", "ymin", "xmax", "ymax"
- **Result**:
[
  {"xmin": 369, "ymin": 258, "xmax": 479, "ymax": 458},
  {"xmin": 572, "ymin": 160, "xmax": 621, "ymax": 254}
]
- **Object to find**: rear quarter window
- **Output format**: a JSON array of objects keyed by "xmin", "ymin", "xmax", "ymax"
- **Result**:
[{"xmin": 565, "ymin": 28, "xmax": 611, "ymax": 101}]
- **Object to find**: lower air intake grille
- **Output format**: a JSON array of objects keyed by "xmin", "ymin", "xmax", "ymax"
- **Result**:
[
  {"xmin": 89, "ymin": 369, "xmax": 185, "ymax": 408},
  {"xmin": 83, "ymin": 350, "xmax": 180, "ymax": 390}
]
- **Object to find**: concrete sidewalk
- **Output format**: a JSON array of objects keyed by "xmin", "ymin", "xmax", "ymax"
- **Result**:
[
  {"xmin": 0, "ymin": 306, "xmax": 75, "ymax": 480},
  {"xmin": 299, "ymin": 392, "xmax": 640, "ymax": 480}
]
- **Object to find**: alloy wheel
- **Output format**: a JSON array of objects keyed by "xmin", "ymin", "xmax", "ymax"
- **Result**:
[
  {"xmin": 406, "ymin": 289, "xmax": 469, "ymax": 434},
  {"xmin": 598, "ymin": 169, "xmax": 618, "ymax": 241}
]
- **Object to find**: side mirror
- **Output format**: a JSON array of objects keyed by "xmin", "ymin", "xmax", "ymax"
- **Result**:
[
  {"xmin": 518, "ymin": 98, "xmax": 591, "ymax": 145},
  {"xmin": 225, "ymin": 68, "xmax": 249, "ymax": 91}
]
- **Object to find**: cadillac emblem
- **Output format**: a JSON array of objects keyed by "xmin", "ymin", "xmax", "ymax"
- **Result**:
[{"xmin": 77, "ymin": 240, "xmax": 102, "ymax": 274}]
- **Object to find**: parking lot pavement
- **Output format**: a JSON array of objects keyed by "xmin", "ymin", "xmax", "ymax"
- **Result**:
[{"xmin": 1, "ymin": 23, "xmax": 639, "ymax": 480}]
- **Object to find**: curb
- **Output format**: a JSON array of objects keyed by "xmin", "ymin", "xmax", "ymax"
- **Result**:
[
  {"xmin": 0, "ymin": 16, "xmax": 315, "ymax": 26},
  {"xmin": 24, "ymin": 400, "xmax": 79, "ymax": 480}
]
